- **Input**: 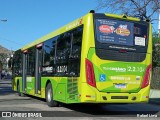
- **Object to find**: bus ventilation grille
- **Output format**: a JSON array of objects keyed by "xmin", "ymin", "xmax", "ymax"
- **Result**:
[
  {"xmin": 96, "ymin": 49, "xmax": 146, "ymax": 62},
  {"xmin": 67, "ymin": 78, "xmax": 78, "ymax": 100},
  {"xmin": 111, "ymin": 96, "xmax": 128, "ymax": 99}
]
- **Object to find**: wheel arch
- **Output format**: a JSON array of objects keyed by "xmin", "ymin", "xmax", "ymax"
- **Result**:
[
  {"xmin": 45, "ymin": 79, "xmax": 52, "ymax": 94},
  {"xmin": 45, "ymin": 79, "xmax": 59, "ymax": 107}
]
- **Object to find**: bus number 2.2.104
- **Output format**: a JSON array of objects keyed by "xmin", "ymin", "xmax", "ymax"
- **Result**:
[{"xmin": 127, "ymin": 66, "xmax": 145, "ymax": 72}]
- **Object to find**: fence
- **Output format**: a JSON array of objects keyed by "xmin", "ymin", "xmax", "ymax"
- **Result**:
[{"xmin": 151, "ymin": 67, "xmax": 160, "ymax": 90}]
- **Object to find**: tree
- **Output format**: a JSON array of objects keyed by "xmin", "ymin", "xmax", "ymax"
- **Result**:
[
  {"xmin": 96, "ymin": 0, "xmax": 160, "ymax": 21},
  {"xmin": 152, "ymin": 33, "xmax": 160, "ymax": 68},
  {"xmin": 8, "ymin": 57, "xmax": 13, "ymax": 68},
  {"xmin": 0, "ymin": 61, "xmax": 2, "ymax": 72},
  {"xmin": 0, "ymin": 53, "xmax": 8, "ymax": 69}
]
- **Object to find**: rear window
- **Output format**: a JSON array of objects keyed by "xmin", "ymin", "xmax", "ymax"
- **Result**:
[
  {"xmin": 95, "ymin": 18, "xmax": 149, "ymax": 53},
  {"xmin": 96, "ymin": 19, "xmax": 134, "ymax": 46}
]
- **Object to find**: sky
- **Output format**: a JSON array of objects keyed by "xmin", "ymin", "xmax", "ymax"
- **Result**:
[
  {"xmin": 0, "ymin": 0, "xmax": 97, "ymax": 50},
  {"xmin": 0, "ymin": 0, "xmax": 159, "ymax": 51}
]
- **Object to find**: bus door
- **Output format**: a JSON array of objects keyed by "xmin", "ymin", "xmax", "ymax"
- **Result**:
[
  {"xmin": 35, "ymin": 44, "xmax": 43, "ymax": 94},
  {"xmin": 22, "ymin": 50, "xmax": 28, "ymax": 92}
]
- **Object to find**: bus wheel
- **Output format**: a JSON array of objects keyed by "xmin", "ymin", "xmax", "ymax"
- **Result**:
[
  {"xmin": 17, "ymin": 83, "xmax": 25, "ymax": 97},
  {"xmin": 17, "ymin": 83, "xmax": 21, "ymax": 96},
  {"xmin": 46, "ymin": 83, "xmax": 59, "ymax": 107}
]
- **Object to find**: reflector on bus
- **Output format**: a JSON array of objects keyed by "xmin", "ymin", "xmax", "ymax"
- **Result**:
[
  {"xmin": 36, "ymin": 43, "xmax": 43, "ymax": 48},
  {"xmin": 23, "ymin": 50, "xmax": 28, "ymax": 53}
]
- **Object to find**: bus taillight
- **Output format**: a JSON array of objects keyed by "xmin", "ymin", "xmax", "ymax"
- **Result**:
[
  {"xmin": 141, "ymin": 64, "xmax": 152, "ymax": 89},
  {"xmin": 85, "ymin": 59, "xmax": 96, "ymax": 88}
]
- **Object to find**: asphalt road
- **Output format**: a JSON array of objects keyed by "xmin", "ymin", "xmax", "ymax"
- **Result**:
[{"xmin": 0, "ymin": 79, "xmax": 160, "ymax": 120}]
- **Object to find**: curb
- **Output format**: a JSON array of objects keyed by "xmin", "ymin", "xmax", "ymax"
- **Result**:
[{"xmin": 149, "ymin": 89, "xmax": 160, "ymax": 105}]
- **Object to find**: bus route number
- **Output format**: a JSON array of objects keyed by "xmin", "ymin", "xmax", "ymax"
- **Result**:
[{"xmin": 127, "ymin": 66, "xmax": 145, "ymax": 72}]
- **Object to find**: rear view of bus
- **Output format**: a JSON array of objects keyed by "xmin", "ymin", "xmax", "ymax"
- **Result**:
[{"xmin": 81, "ymin": 12, "xmax": 152, "ymax": 103}]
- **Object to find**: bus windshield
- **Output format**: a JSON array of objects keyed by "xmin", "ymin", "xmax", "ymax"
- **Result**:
[{"xmin": 95, "ymin": 18, "xmax": 149, "ymax": 53}]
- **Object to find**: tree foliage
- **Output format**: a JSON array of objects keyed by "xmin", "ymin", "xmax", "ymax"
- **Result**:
[
  {"xmin": 0, "ymin": 61, "xmax": 2, "ymax": 71},
  {"xmin": 152, "ymin": 33, "xmax": 160, "ymax": 68},
  {"xmin": 0, "ymin": 53, "xmax": 8, "ymax": 69},
  {"xmin": 96, "ymin": 0, "xmax": 160, "ymax": 21}
]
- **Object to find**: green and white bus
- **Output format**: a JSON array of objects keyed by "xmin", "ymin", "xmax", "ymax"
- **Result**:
[{"xmin": 12, "ymin": 11, "xmax": 152, "ymax": 107}]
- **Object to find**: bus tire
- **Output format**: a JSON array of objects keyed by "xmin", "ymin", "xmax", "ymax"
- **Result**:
[
  {"xmin": 17, "ymin": 83, "xmax": 26, "ymax": 97},
  {"xmin": 17, "ymin": 83, "xmax": 21, "ymax": 96},
  {"xmin": 46, "ymin": 83, "xmax": 59, "ymax": 107},
  {"xmin": 21, "ymin": 92, "xmax": 26, "ymax": 97}
]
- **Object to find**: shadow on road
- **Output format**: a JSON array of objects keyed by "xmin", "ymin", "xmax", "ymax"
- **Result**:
[
  {"xmin": 63, "ymin": 103, "xmax": 159, "ymax": 117},
  {"xmin": 150, "ymin": 98, "xmax": 160, "ymax": 101},
  {"xmin": 149, "ymin": 98, "xmax": 160, "ymax": 105},
  {"xmin": 0, "ymin": 86, "xmax": 16, "ymax": 96},
  {"xmin": 0, "ymin": 79, "xmax": 16, "ymax": 96}
]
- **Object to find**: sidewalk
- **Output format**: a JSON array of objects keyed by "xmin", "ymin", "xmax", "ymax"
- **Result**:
[{"xmin": 149, "ymin": 89, "xmax": 160, "ymax": 105}]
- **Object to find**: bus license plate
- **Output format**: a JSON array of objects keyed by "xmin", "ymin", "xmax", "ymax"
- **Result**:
[{"xmin": 115, "ymin": 84, "xmax": 126, "ymax": 88}]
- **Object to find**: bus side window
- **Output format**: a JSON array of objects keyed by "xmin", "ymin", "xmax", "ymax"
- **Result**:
[
  {"xmin": 68, "ymin": 26, "xmax": 83, "ymax": 77},
  {"xmin": 56, "ymin": 32, "xmax": 71, "ymax": 76},
  {"xmin": 27, "ymin": 47, "xmax": 35, "ymax": 76},
  {"xmin": 43, "ymin": 38, "xmax": 56, "ymax": 66},
  {"xmin": 43, "ymin": 37, "xmax": 57, "ymax": 75}
]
